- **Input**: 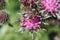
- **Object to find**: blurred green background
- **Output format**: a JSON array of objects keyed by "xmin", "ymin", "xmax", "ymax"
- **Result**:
[{"xmin": 0, "ymin": 0, "xmax": 60, "ymax": 40}]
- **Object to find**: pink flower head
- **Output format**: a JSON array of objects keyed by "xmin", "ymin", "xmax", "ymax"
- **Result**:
[
  {"xmin": 22, "ymin": 15, "xmax": 41, "ymax": 31},
  {"xmin": 0, "ymin": 12, "xmax": 9, "ymax": 23},
  {"xmin": 41, "ymin": 0, "xmax": 60, "ymax": 12}
]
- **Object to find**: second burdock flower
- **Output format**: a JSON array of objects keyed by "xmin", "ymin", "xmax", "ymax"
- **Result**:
[
  {"xmin": 0, "ymin": 11, "xmax": 9, "ymax": 24},
  {"xmin": 41, "ymin": 0, "xmax": 60, "ymax": 12}
]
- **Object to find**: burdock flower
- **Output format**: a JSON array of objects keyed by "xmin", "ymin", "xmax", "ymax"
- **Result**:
[
  {"xmin": 18, "ymin": 12, "xmax": 41, "ymax": 32},
  {"xmin": 22, "ymin": 15, "xmax": 41, "ymax": 31},
  {"xmin": 0, "ymin": 11, "xmax": 9, "ymax": 24},
  {"xmin": 41, "ymin": 0, "xmax": 60, "ymax": 12}
]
